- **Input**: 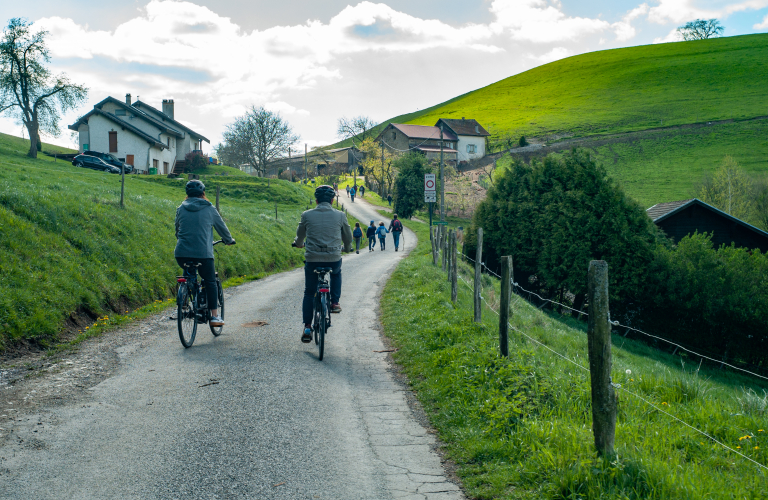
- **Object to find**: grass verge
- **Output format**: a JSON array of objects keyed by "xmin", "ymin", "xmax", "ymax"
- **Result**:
[{"xmin": 381, "ymin": 219, "xmax": 768, "ymax": 499}]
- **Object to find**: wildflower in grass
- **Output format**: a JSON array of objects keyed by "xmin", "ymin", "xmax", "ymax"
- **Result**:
[
  {"xmin": 661, "ymin": 402, "xmax": 668, "ymax": 405},
  {"xmin": 760, "ymin": 430, "xmax": 765, "ymax": 432},
  {"xmin": 626, "ymin": 369, "xmax": 631, "ymax": 375},
  {"xmin": 630, "ymin": 378, "xmax": 634, "ymax": 382},
  {"xmin": 756, "ymin": 446, "xmax": 760, "ymax": 450},
  {"xmin": 737, "ymin": 446, "xmax": 741, "ymax": 449}
]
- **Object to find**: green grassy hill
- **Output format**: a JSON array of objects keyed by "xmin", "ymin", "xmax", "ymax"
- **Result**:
[
  {"xmin": 351, "ymin": 34, "xmax": 768, "ymax": 206},
  {"xmin": 0, "ymin": 132, "xmax": 312, "ymax": 353}
]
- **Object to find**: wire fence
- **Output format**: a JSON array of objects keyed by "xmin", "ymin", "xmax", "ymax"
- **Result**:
[{"xmin": 451, "ymin": 255, "xmax": 768, "ymax": 472}]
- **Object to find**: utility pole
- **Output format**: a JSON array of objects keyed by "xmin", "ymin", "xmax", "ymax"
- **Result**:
[
  {"xmin": 439, "ymin": 125, "xmax": 445, "ymax": 222},
  {"xmin": 380, "ymin": 141, "xmax": 385, "ymax": 198}
]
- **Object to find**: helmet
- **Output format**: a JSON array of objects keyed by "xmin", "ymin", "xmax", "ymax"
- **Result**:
[
  {"xmin": 314, "ymin": 185, "xmax": 336, "ymax": 203},
  {"xmin": 186, "ymin": 179, "xmax": 205, "ymax": 196}
]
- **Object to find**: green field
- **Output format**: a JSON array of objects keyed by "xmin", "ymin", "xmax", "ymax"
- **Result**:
[
  {"xmin": 381, "ymin": 219, "xmax": 768, "ymax": 499},
  {"xmin": 337, "ymin": 34, "xmax": 768, "ymax": 205},
  {"xmin": 0, "ymin": 132, "xmax": 312, "ymax": 352}
]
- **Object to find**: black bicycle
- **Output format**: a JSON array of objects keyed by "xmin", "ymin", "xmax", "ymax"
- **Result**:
[
  {"xmin": 176, "ymin": 240, "xmax": 227, "ymax": 348},
  {"xmin": 312, "ymin": 267, "xmax": 333, "ymax": 361}
]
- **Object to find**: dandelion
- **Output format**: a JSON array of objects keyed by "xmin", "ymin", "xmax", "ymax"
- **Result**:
[
  {"xmin": 756, "ymin": 446, "xmax": 760, "ymax": 450},
  {"xmin": 737, "ymin": 446, "xmax": 741, "ymax": 449},
  {"xmin": 661, "ymin": 402, "xmax": 668, "ymax": 405},
  {"xmin": 759, "ymin": 430, "xmax": 765, "ymax": 432},
  {"xmin": 626, "ymin": 369, "xmax": 632, "ymax": 375},
  {"xmin": 630, "ymin": 378, "xmax": 634, "ymax": 382}
]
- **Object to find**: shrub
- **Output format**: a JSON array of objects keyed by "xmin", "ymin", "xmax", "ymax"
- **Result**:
[
  {"xmin": 185, "ymin": 151, "xmax": 208, "ymax": 172},
  {"xmin": 393, "ymin": 153, "xmax": 432, "ymax": 219}
]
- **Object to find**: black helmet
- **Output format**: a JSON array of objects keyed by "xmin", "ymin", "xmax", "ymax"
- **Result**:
[
  {"xmin": 186, "ymin": 179, "xmax": 205, "ymax": 196},
  {"xmin": 315, "ymin": 185, "xmax": 335, "ymax": 203}
]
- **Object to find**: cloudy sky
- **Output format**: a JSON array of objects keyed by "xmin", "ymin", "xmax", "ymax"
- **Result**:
[{"xmin": 2, "ymin": 0, "xmax": 767, "ymax": 151}]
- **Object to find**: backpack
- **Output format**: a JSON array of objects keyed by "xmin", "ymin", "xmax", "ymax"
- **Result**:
[
  {"xmin": 392, "ymin": 220, "xmax": 403, "ymax": 232},
  {"xmin": 353, "ymin": 227, "xmax": 363, "ymax": 238}
]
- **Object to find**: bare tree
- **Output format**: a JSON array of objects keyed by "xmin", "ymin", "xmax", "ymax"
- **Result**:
[
  {"xmin": 677, "ymin": 19, "xmax": 724, "ymax": 41},
  {"xmin": 337, "ymin": 115, "xmax": 376, "ymax": 143},
  {"xmin": 221, "ymin": 106, "xmax": 300, "ymax": 177},
  {"xmin": 0, "ymin": 18, "xmax": 87, "ymax": 158}
]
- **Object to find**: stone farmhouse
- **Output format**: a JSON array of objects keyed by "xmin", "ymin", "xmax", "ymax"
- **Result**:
[
  {"xmin": 375, "ymin": 118, "xmax": 490, "ymax": 164},
  {"xmin": 68, "ymin": 94, "xmax": 209, "ymax": 174}
]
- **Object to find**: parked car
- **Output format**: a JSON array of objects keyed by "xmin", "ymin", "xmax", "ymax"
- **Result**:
[
  {"xmin": 72, "ymin": 154, "xmax": 121, "ymax": 174},
  {"xmin": 82, "ymin": 150, "xmax": 133, "ymax": 173}
]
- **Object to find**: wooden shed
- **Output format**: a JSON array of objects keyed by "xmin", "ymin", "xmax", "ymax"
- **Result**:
[{"xmin": 647, "ymin": 198, "xmax": 768, "ymax": 252}]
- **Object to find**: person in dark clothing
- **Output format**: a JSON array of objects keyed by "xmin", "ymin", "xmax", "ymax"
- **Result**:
[
  {"xmin": 387, "ymin": 194, "xmax": 392, "ymax": 206},
  {"xmin": 366, "ymin": 221, "xmax": 377, "ymax": 251},
  {"xmin": 352, "ymin": 222, "xmax": 363, "ymax": 254},
  {"xmin": 359, "ymin": 185, "xmax": 365, "ymax": 197},
  {"xmin": 175, "ymin": 180, "xmax": 236, "ymax": 327},
  {"xmin": 388, "ymin": 214, "xmax": 403, "ymax": 252}
]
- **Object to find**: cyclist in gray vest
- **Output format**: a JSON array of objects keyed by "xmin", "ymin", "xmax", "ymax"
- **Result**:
[{"xmin": 293, "ymin": 185, "xmax": 353, "ymax": 343}]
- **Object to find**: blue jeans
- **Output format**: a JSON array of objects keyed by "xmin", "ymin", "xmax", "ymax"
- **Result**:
[
  {"xmin": 368, "ymin": 237, "xmax": 375, "ymax": 250},
  {"xmin": 393, "ymin": 231, "xmax": 401, "ymax": 249},
  {"xmin": 303, "ymin": 260, "xmax": 342, "ymax": 325}
]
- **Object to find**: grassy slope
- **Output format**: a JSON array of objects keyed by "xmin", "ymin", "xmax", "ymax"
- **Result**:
[
  {"xmin": 339, "ymin": 34, "xmax": 768, "ymax": 205},
  {"xmin": 0, "ymin": 132, "xmax": 313, "ymax": 351},
  {"xmin": 381, "ymin": 220, "xmax": 768, "ymax": 499}
]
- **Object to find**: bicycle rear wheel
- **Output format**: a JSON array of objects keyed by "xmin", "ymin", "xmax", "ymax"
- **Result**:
[
  {"xmin": 210, "ymin": 279, "xmax": 224, "ymax": 336},
  {"xmin": 317, "ymin": 294, "xmax": 327, "ymax": 361},
  {"xmin": 177, "ymin": 284, "xmax": 197, "ymax": 348}
]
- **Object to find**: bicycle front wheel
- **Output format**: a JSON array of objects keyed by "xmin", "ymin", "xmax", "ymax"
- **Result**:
[
  {"xmin": 177, "ymin": 284, "xmax": 197, "ymax": 348},
  {"xmin": 318, "ymin": 294, "xmax": 327, "ymax": 361},
  {"xmin": 210, "ymin": 279, "xmax": 224, "ymax": 337}
]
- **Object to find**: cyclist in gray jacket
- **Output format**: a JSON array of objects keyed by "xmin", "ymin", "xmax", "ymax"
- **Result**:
[
  {"xmin": 293, "ymin": 185, "xmax": 353, "ymax": 343},
  {"xmin": 175, "ymin": 180, "xmax": 235, "ymax": 327}
]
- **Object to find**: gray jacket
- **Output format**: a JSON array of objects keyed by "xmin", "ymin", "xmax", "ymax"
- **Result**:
[
  {"xmin": 175, "ymin": 198, "xmax": 234, "ymax": 259},
  {"xmin": 293, "ymin": 202, "xmax": 353, "ymax": 262}
]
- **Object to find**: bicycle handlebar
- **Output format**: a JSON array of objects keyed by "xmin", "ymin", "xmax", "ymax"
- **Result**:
[{"xmin": 213, "ymin": 239, "xmax": 236, "ymax": 246}]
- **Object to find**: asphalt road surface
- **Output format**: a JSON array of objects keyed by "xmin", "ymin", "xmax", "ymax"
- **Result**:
[{"xmin": 0, "ymin": 197, "xmax": 464, "ymax": 500}]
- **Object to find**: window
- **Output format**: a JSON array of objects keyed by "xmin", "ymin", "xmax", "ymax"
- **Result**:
[
  {"xmin": 115, "ymin": 109, "xmax": 126, "ymax": 116},
  {"xmin": 108, "ymin": 131, "xmax": 118, "ymax": 153},
  {"xmin": 166, "ymin": 137, "xmax": 170, "ymax": 148},
  {"xmin": 392, "ymin": 132, "xmax": 396, "ymax": 140},
  {"xmin": 467, "ymin": 144, "xmax": 476, "ymax": 154}
]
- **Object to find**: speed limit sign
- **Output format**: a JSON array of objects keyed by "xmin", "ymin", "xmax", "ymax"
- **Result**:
[{"xmin": 424, "ymin": 174, "xmax": 436, "ymax": 192}]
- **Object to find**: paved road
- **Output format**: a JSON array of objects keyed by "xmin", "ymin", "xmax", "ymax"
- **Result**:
[{"xmin": 0, "ymin": 198, "xmax": 463, "ymax": 500}]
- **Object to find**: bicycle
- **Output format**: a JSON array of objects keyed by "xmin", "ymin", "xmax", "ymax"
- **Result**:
[
  {"xmin": 312, "ymin": 267, "xmax": 333, "ymax": 361},
  {"xmin": 292, "ymin": 242, "xmax": 333, "ymax": 361},
  {"xmin": 176, "ymin": 240, "xmax": 227, "ymax": 348}
]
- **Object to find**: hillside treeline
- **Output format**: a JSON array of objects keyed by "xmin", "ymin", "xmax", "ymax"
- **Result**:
[{"xmin": 466, "ymin": 150, "xmax": 768, "ymax": 369}]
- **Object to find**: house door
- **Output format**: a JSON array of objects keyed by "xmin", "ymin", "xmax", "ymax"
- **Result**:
[
  {"xmin": 108, "ymin": 131, "xmax": 117, "ymax": 153},
  {"xmin": 126, "ymin": 154, "xmax": 134, "ymax": 166}
]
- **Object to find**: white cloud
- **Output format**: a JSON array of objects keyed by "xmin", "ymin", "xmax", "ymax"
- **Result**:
[
  {"xmin": 613, "ymin": 4, "xmax": 649, "ymax": 41},
  {"xmin": 648, "ymin": 0, "xmax": 768, "ymax": 24},
  {"xmin": 490, "ymin": 0, "xmax": 612, "ymax": 43},
  {"xmin": 755, "ymin": 13, "xmax": 768, "ymax": 28},
  {"xmin": 653, "ymin": 27, "xmax": 682, "ymax": 42},
  {"xmin": 264, "ymin": 101, "xmax": 310, "ymax": 116},
  {"xmin": 531, "ymin": 46, "xmax": 571, "ymax": 63}
]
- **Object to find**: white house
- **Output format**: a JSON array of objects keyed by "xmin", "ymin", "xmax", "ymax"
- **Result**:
[
  {"xmin": 68, "ymin": 94, "xmax": 209, "ymax": 174},
  {"xmin": 434, "ymin": 118, "xmax": 490, "ymax": 162}
]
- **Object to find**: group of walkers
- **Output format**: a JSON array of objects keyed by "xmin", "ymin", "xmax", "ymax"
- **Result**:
[
  {"xmin": 333, "ymin": 182, "xmax": 365, "ymax": 203},
  {"xmin": 350, "ymin": 215, "xmax": 403, "ymax": 254}
]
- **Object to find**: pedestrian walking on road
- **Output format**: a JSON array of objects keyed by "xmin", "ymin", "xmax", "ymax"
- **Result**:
[
  {"xmin": 345, "ymin": 185, "xmax": 350, "ymax": 197},
  {"xmin": 360, "ymin": 185, "xmax": 365, "ymax": 197},
  {"xmin": 350, "ymin": 186, "xmax": 356, "ymax": 203},
  {"xmin": 376, "ymin": 222, "xmax": 388, "ymax": 251},
  {"xmin": 366, "ymin": 221, "xmax": 377, "ymax": 251},
  {"xmin": 352, "ymin": 222, "xmax": 363, "ymax": 254},
  {"xmin": 387, "ymin": 194, "xmax": 392, "ymax": 206},
  {"xmin": 388, "ymin": 214, "xmax": 403, "ymax": 252}
]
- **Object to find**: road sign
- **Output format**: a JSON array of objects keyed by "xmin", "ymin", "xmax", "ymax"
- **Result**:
[
  {"xmin": 424, "ymin": 174, "xmax": 436, "ymax": 192},
  {"xmin": 432, "ymin": 221, "xmax": 448, "ymax": 225},
  {"xmin": 425, "ymin": 192, "xmax": 437, "ymax": 203}
]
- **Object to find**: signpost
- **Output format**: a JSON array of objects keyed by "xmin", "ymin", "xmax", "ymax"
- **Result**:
[{"xmin": 425, "ymin": 173, "xmax": 436, "ymax": 227}]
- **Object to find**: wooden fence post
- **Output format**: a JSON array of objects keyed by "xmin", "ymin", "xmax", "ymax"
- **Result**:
[
  {"xmin": 431, "ymin": 227, "xmax": 438, "ymax": 266},
  {"xmin": 499, "ymin": 255, "xmax": 512, "ymax": 357},
  {"xmin": 120, "ymin": 164, "xmax": 125, "ymax": 208},
  {"xmin": 474, "ymin": 227, "xmax": 483, "ymax": 322},
  {"xmin": 216, "ymin": 185, "xmax": 220, "ymax": 212},
  {"xmin": 587, "ymin": 260, "xmax": 616, "ymax": 456},
  {"xmin": 451, "ymin": 231, "xmax": 458, "ymax": 303},
  {"xmin": 442, "ymin": 228, "xmax": 448, "ymax": 271},
  {"xmin": 447, "ymin": 230, "xmax": 454, "ymax": 282}
]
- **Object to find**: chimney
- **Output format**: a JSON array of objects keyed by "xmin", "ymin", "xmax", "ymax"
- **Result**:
[
  {"xmin": 125, "ymin": 93, "xmax": 131, "ymax": 105},
  {"xmin": 475, "ymin": 125, "xmax": 479, "ymax": 133},
  {"xmin": 162, "ymin": 99, "xmax": 175, "ymax": 119}
]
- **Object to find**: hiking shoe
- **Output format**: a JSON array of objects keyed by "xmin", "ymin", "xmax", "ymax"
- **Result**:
[
  {"xmin": 301, "ymin": 325, "xmax": 312, "ymax": 343},
  {"xmin": 356, "ymin": 250, "xmax": 359, "ymax": 254},
  {"xmin": 331, "ymin": 303, "xmax": 342, "ymax": 313},
  {"xmin": 210, "ymin": 316, "xmax": 224, "ymax": 327}
]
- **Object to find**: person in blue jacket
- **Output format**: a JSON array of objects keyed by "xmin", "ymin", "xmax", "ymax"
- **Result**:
[
  {"xmin": 376, "ymin": 221, "xmax": 388, "ymax": 250},
  {"xmin": 350, "ymin": 186, "xmax": 356, "ymax": 203},
  {"xmin": 352, "ymin": 222, "xmax": 363, "ymax": 254}
]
